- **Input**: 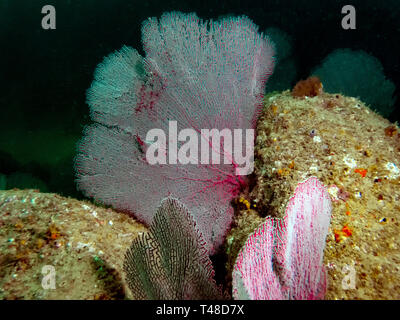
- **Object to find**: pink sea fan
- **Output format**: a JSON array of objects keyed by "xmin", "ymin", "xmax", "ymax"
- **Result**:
[
  {"xmin": 233, "ymin": 177, "xmax": 332, "ymax": 300},
  {"xmin": 75, "ymin": 12, "xmax": 275, "ymax": 254}
]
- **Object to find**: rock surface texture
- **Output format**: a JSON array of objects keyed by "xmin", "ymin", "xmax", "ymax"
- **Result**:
[
  {"xmin": 226, "ymin": 91, "xmax": 400, "ymax": 300},
  {"xmin": 0, "ymin": 189, "xmax": 146, "ymax": 299}
]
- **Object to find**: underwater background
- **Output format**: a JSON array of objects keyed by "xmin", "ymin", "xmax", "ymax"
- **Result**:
[
  {"xmin": 1, "ymin": 0, "xmax": 400, "ymax": 301},
  {"xmin": 0, "ymin": 0, "xmax": 399, "ymax": 197}
]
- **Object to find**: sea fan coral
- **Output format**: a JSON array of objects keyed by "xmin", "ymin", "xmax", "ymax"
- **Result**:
[
  {"xmin": 312, "ymin": 48, "xmax": 396, "ymax": 117},
  {"xmin": 75, "ymin": 11, "xmax": 275, "ymax": 254},
  {"xmin": 123, "ymin": 197, "xmax": 224, "ymax": 300}
]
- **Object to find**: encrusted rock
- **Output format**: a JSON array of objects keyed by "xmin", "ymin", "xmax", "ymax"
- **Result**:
[
  {"xmin": 226, "ymin": 91, "xmax": 400, "ymax": 299},
  {"xmin": 0, "ymin": 189, "xmax": 147, "ymax": 299}
]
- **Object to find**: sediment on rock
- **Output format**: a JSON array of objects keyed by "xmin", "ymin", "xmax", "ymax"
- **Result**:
[{"xmin": 226, "ymin": 91, "xmax": 400, "ymax": 300}]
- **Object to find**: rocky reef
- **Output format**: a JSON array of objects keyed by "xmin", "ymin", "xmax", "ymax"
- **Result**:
[{"xmin": 226, "ymin": 90, "xmax": 400, "ymax": 299}]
